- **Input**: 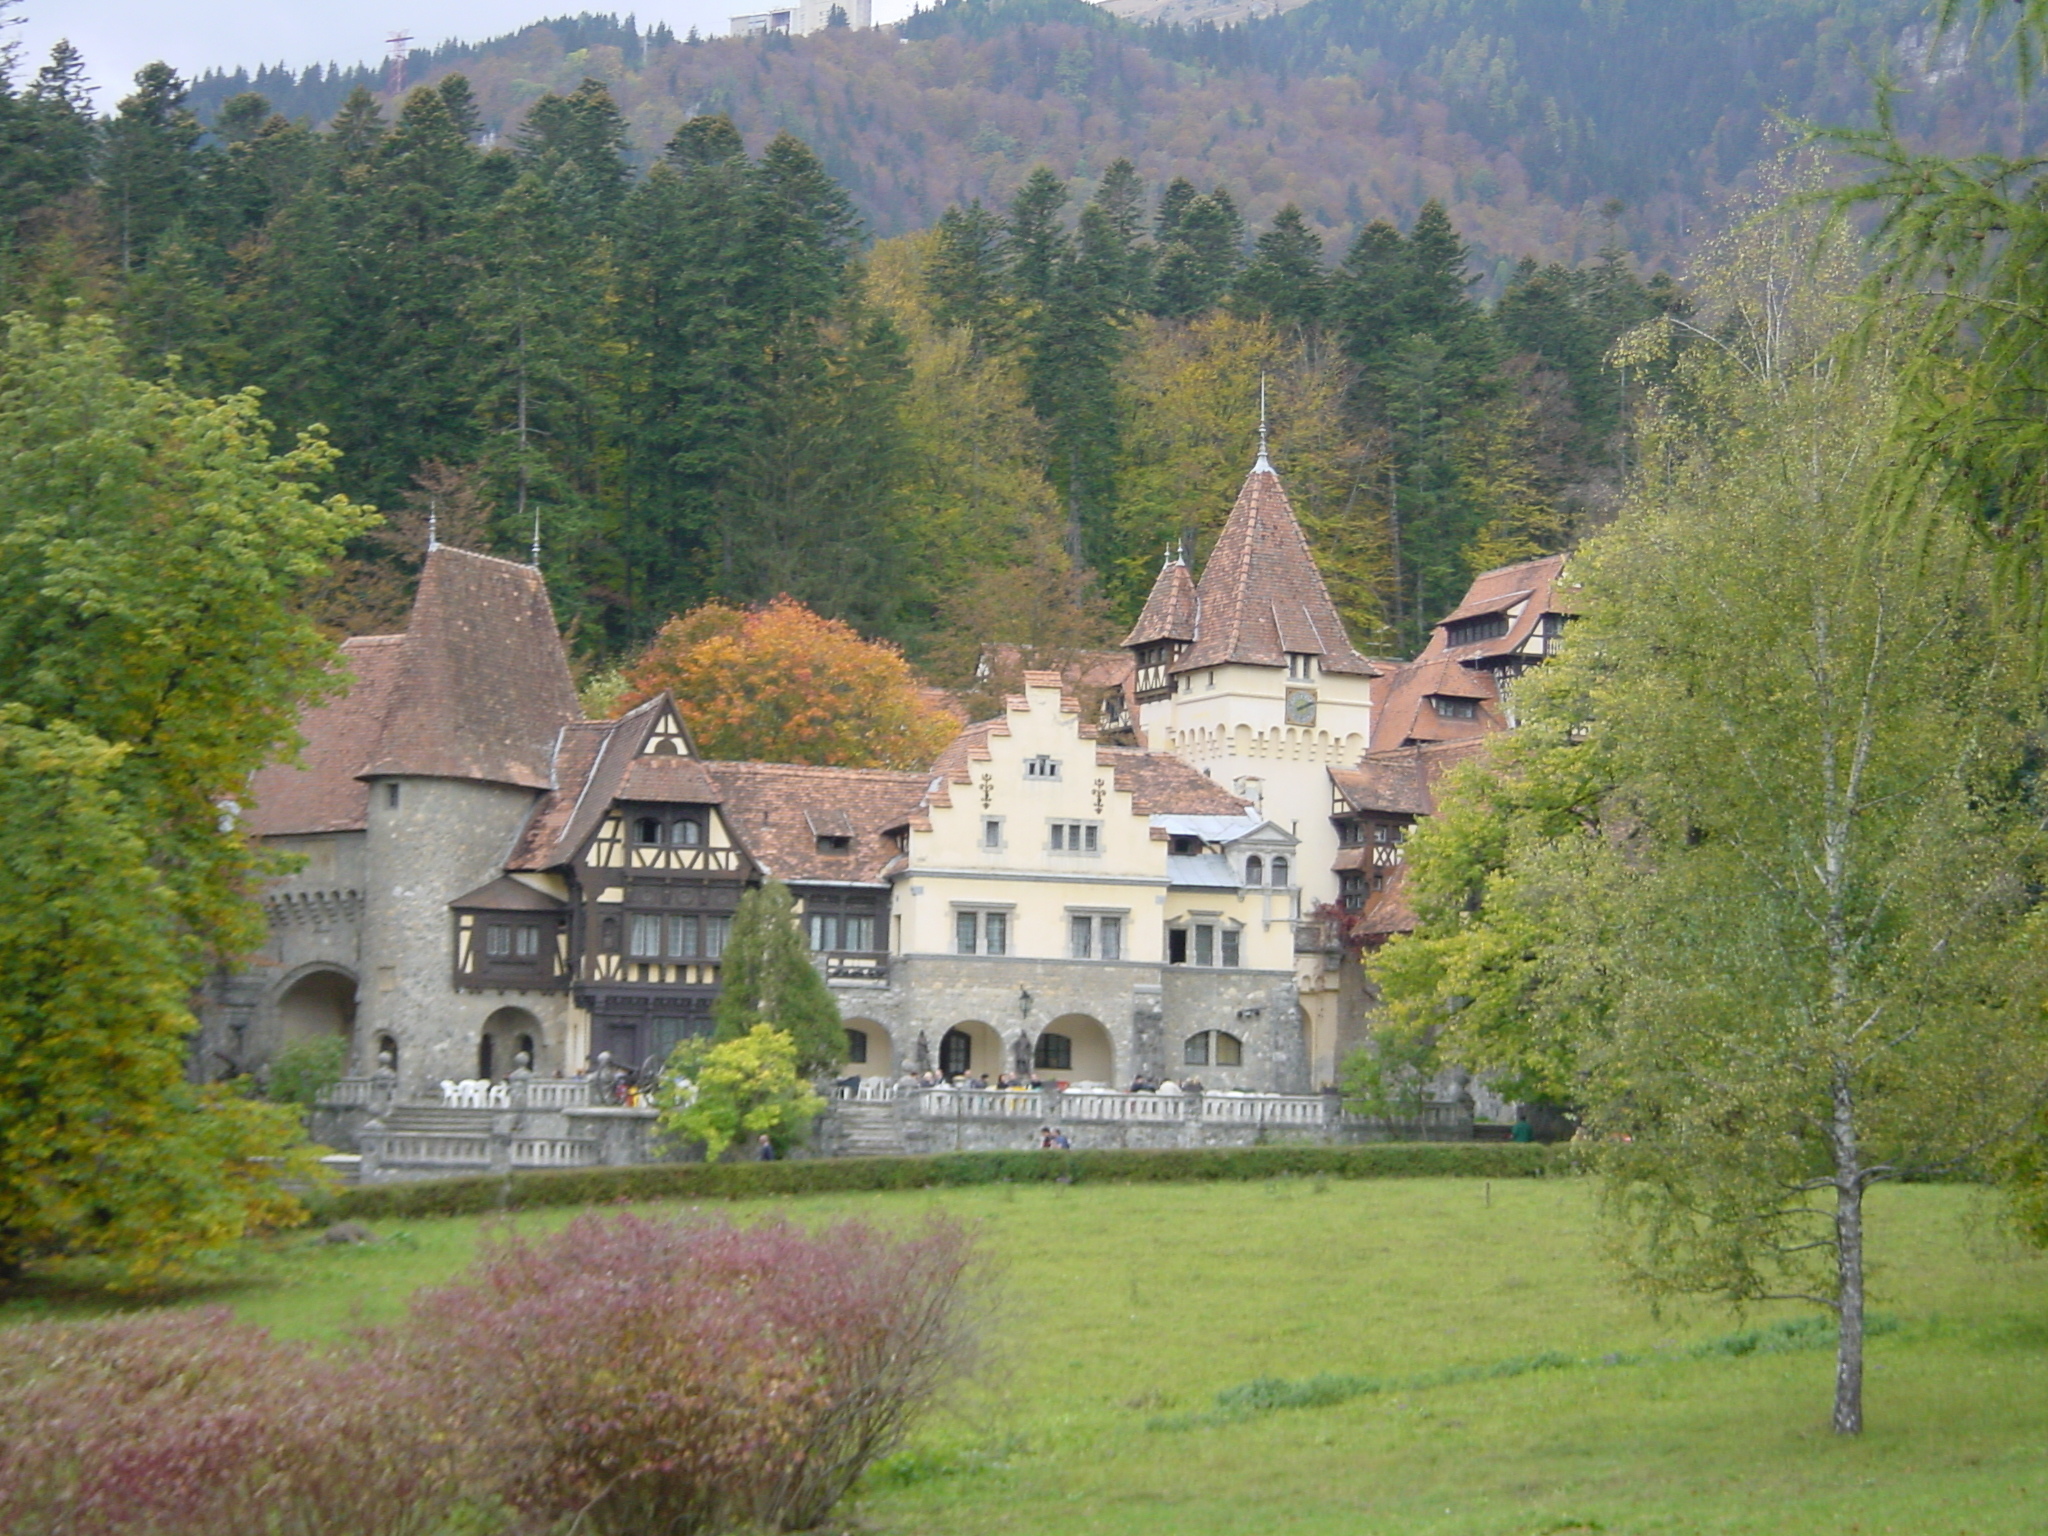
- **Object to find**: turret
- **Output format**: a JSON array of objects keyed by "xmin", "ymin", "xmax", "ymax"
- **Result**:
[{"xmin": 1123, "ymin": 549, "xmax": 1197, "ymax": 704}]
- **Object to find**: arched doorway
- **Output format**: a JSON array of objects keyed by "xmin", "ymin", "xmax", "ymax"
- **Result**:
[
  {"xmin": 842, "ymin": 1017, "xmax": 893, "ymax": 1077},
  {"xmin": 1035, "ymin": 1013, "xmax": 1115, "ymax": 1086},
  {"xmin": 481, "ymin": 1005, "xmax": 544, "ymax": 1079},
  {"xmin": 274, "ymin": 968, "xmax": 355, "ymax": 1049},
  {"xmin": 937, "ymin": 1020, "xmax": 1003, "ymax": 1080}
]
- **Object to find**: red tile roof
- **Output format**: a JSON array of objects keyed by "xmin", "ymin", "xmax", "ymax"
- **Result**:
[
  {"xmin": 707, "ymin": 761, "xmax": 929, "ymax": 884},
  {"xmin": 246, "ymin": 634, "xmax": 406, "ymax": 836},
  {"xmin": 1366, "ymin": 656, "xmax": 1507, "ymax": 750},
  {"xmin": 1123, "ymin": 557, "xmax": 1198, "ymax": 646},
  {"xmin": 1416, "ymin": 554, "xmax": 1574, "ymax": 666},
  {"xmin": 361, "ymin": 546, "xmax": 581, "ymax": 790},
  {"xmin": 1172, "ymin": 465, "xmax": 1377, "ymax": 677},
  {"xmin": 507, "ymin": 696, "xmax": 682, "ymax": 871},
  {"xmin": 1094, "ymin": 748, "xmax": 1249, "ymax": 815}
]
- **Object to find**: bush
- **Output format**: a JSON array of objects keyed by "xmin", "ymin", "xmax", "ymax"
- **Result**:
[
  {"xmin": 0, "ymin": 1310, "xmax": 463, "ymax": 1536},
  {"xmin": 319, "ymin": 1142, "xmax": 1555, "ymax": 1223},
  {"xmin": 656, "ymin": 1022, "xmax": 823, "ymax": 1160},
  {"xmin": 0, "ymin": 1214, "xmax": 981, "ymax": 1536},
  {"xmin": 268, "ymin": 1035, "xmax": 350, "ymax": 1110},
  {"xmin": 405, "ymin": 1212, "xmax": 980, "ymax": 1534}
]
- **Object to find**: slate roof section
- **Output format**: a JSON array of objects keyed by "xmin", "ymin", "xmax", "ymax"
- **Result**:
[
  {"xmin": 361, "ymin": 546, "xmax": 581, "ymax": 791},
  {"xmin": 1171, "ymin": 465, "xmax": 1377, "ymax": 677},
  {"xmin": 707, "ymin": 761, "xmax": 929, "ymax": 884},
  {"xmin": 246, "ymin": 634, "xmax": 407, "ymax": 836},
  {"xmin": 448, "ymin": 875, "xmax": 566, "ymax": 911},
  {"xmin": 1122, "ymin": 557, "xmax": 1198, "ymax": 646}
]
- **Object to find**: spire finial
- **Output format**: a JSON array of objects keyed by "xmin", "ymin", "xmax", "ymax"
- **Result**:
[
  {"xmin": 1255, "ymin": 374, "xmax": 1271, "ymax": 472},
  {"xmin": 531, "ymin": 503, "xmax": 542, "ymax": 568},
  {"xmin": 427, "ymin": 497, "xmax": 439, "ymax": 552}
]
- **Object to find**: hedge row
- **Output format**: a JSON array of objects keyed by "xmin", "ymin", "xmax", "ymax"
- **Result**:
[{"xmin": 316, "ymin": 1142, "xmax": 1556, "ymax": 1222}]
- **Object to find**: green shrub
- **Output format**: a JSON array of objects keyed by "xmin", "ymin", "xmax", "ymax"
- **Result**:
[
  {"xmin": 268, "ymin": 1036, "xmax": 349, "ymax": 1110},
  {"xmin": 317, "ymin": 1142, "xmax": 1555, "ymax": 1223}
]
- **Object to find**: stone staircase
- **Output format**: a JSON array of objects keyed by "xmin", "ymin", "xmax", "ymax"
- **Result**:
[
  {"xmin": 381, "ymin": 1103, "xmax": 497, "ymax": 1135},
  {"xmin": 832, "ymin": 1102, "xmax": 908, "ymax": 1157}
]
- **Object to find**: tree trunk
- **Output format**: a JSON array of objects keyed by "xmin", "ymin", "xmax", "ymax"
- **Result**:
[{"xmin": 1832, "ymin": 1066, "xmax": 1865, "ymax": 1435}]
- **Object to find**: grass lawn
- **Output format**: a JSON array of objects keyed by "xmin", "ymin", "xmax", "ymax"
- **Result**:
[{"xmin": 3, "ymin": 1175, "xmax": 2042, "ymax": 1535}]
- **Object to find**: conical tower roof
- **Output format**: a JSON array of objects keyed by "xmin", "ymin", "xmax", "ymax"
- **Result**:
[
  {"xmin": 1172, "ymin": 461, "xmax": 1376, "ymax": 677},
  {"xmin": 1123, "ymin": 553, "xmax": 1198, "ymax": 647},
  {"xmin": 361, "ymin": 546, "xmax": 582, "ymax": 789}
]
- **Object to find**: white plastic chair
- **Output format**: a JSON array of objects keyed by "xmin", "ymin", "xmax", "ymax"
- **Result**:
[
  {"xmin": 439, "ymin": 1079, "xmax": 459, "ymax": 1107},
  {"xmin": 488, "ymin": 1083, "xmax": 510, "ymax": 1109}
]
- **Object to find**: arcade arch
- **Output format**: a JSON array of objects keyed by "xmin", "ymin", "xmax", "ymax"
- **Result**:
[
  {"xmin": 1035, "ymin": 1013, "xmax": 1114, "ymax": 1086},
  {"xmin": 841, "ymin": 1017, "xmax": 894, "ymax": 1077},
  {"xmin": 937, "ymin": 1019, "xmax": 1004, "ymax": 1080},
  {"xmin": 480, "ymin": 1005, "xmax": 545, "ymax": 1079},
  {"xmin": 273, "ymin": 967, "xmax": 355, "ymax": 1052}
]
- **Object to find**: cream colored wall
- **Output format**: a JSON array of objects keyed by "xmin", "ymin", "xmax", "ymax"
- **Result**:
[
  {"xmin": 1161, "ymin": 884, "xmax": 1296, "ymax": 972},
  {"xmin": 1137, "ymin": 661, "xmax": 1371, "ymax": 921},
  {"xmin": 899, "ymin": 679, "xmax": 1169, "ymax": 962}
]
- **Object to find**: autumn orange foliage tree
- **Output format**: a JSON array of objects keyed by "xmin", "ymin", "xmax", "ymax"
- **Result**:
[{"xmin": 619, "ymin": 597, "xmax": 961, "ymax": 770}]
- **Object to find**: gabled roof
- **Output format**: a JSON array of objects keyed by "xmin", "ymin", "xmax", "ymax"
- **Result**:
[
  {"xmin": 1327, "ymin": 738, "xmax": 1493, "ymax": 937},
  {"xmin": 506, "ymin": 693, "xmax": 721, "ymax": 871},
  {"xmin": 246, "ymin": 634, "xmax": 407, "ymax": 836},
  {"xmin": 1170, "ymin": 464, "xmax": 1377, "ymax": 677},
  {"xmin": 1417, "ymin": 554, "xmax": 1574, "ymax": 665},
  {"xmin": 361, "ymin": 546, "xmax": 581, "ymax": 790},
  {"xmin": 707, "ymin": 761, "xmax": 928, "ymax": 884},
  {"xmin": 1092, "ymin": 748, "xmax": 1249, "ymax": 815},
  {"xmin": 1122, "ymin": 556, "xmax": 1198, "ymax": 646}
]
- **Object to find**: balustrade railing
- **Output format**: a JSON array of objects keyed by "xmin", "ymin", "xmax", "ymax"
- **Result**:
[{"xmin": 511, "ymin": 1137, "xmax": 601, "ymax": 1168}]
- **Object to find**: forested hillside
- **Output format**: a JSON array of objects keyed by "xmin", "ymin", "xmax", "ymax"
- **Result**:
[
  {"xmin": 0, "ymin": 0, "xmax": 2021, "ymax": 675},
  {"xmin": 183, "ymin": 0, "xmax": 2022, "ymax": 272}
]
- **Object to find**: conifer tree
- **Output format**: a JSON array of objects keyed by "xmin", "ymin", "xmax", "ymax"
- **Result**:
[
  {"xmin": 100, "ymin": 63, "xmax": 204, "ymax": 271},
  {"xmin": 1235, "ymin": 204, "xmax": 1327, "ymax": 334},
  {"xmin": 711, "ymin": 882, "xmax": 846, "ymax": 1079}
]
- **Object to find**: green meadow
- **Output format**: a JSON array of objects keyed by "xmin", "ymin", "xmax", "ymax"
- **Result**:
[{"xmin": 4, "ymin": 1176, "xmax": 2042, "ymax": 1536}]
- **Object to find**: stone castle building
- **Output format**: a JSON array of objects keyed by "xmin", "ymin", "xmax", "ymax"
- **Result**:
[{"xmin": 202, "ymin": 450, "xmax": 1571, "ymax": 1106}]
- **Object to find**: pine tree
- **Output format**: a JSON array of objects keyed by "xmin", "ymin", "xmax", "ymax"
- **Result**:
[
  {"xmin": 100, "ymin": 63, "xmax": 205, "ymax": 271},
  {"xmin": 518, "ymin": 78, "xmax": 630, "ymax": 233},
  {"xmin": 1235, "ymin": 204, "xmax": 1326, "ymax": 334},
  {"xmin": 712, "ymin": 882, "xmax": 846, "ymax": 1078},
  {"xmin": 925, "ymin": 199, "xmax": 1011, "ymax": 343}
]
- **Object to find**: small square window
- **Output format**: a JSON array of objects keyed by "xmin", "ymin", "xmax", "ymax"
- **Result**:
[
  {"xmin": 1083, "ymin": 824, "xmax": 1099, "ymax": 852},
  {"xmin": 1025, "ymin": 755, "xmax": 1061, "ymax": 779},
  {"xmin": 982, "ymin": 818, "xmax": 1003, "ymax": 850}
]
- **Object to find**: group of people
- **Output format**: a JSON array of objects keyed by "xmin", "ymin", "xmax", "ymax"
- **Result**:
[
  {"xmin": 1036, "ymin": 1125, "xmax": 1072, "ymax": 1150},
  {"xmin": 1126, "ymin": 1075, "xmax": 1204, "ymax": 1094},
  {"xmin": 895, "ymin": 1069, "xmax": 1046, "ymax": 1092}
]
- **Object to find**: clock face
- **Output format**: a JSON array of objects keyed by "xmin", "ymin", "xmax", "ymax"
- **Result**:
[{"xmin": 1285, "ymin": 687, "xmax": 1317, "ymax": 726}]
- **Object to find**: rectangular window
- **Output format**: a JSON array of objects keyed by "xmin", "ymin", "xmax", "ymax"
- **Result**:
[
  {"xmin": 1194, "ymin": 925, "xmax": 1215, "ymax": 967},
  {"xmin": 984, "ymin": 911, "xmax": 1008, "ymax": 956},
  {"xmin": 1050, "ymin": 821, "xmax": 1098, "ymax": 853},
  {"xmin": 956, "ymin": 910, "xmax": 978, "ymax": 955},
  {"xmin": 669, "ymin": 915, "xmax": 699, "ymax": 958},
  {"xmin": 808, "ymin": 912, "xmax": 840, "ymax": 952},
  {"xmin": 515, "ymin": 925, "xmax": 540, "ymax": 959},
  {"xmin": 1049, "ymin": 823, "xmax": 1066, "ymax": 851},
  {"xmin": 1220, "ymin": 929, "xmax": 1240, "ymax": 968},
  {"xmin": 1099, "ymin": 915, "xmax": 1122, "ymax": 961},
  {"xmin": 1083, "ymin": 824, "xmax": 1099, "ymax": 852},
  {"xmin": 1432, "ymin": 696, "xmax": 1479, "ymax": 720},
  {"xmin": 485, "ymin": 924, "xmax": 511, "ymax": 958},
  {"xmin": 1168, "ymin": 928, "xmax": 1188, "ymax": 964},
  {"xmin": 1025, "ymin": 755, "xmax": 1061, "ymax": 779},
  {"xmin": 983, "ymin": 817, "xmax": 1003, "ymax": 850},
  {"xmin": 704, "ymin": 916, "xmax": 730, "ymax": 959},
  {"xmin": 1069, "ymin": 915, "xmax": 1092, "ymax": 960},
  {"xmin": 843, "ymin": 914, "xmax": 876, "ymax": 952},
  {"xmin": 628, "ymin": 914, "xmax": 662, "ymax": 959}
]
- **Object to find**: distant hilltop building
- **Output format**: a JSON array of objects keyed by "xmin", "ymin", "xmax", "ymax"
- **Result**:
[
  {"xmin": 730, "ymin": 0, "xmax": 869, "ymax": 37},
  {"xmin": 201, "ymin": 442, "xmax": 1572, "ymax": 1127}
]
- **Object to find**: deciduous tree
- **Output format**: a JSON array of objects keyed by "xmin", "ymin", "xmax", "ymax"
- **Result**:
[{"xmin": 620, "ymin": 595, "xmax": 959, "ymax": 769}]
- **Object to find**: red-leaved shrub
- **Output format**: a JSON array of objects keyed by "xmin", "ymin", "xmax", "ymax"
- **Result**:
[
  {"xmin": 0, "ymin": 1309, "xmax": 464, "ymax": 1536},
  {"xmin": 405, "ymin": 1212, "xmax": 981, "ymax": 1534}
]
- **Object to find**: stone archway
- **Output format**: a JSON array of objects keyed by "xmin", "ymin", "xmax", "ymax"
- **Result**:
[
  {"xmin": 842, "ymin": 1017, "xmax": 893, "ymax": 1077},
  {"xmin": 481, "ymin": 1005, "xmax": 544, "ymax": 1079},
  {"xmin": 1035, "ymin": 1013, "xmax": 1115, "ymax": 1087},
  {"xmin": 937, "ymin": 1020, "xmax": 1003, "ymax": 1080},
  {"xmin": 273, "ymin": 967, "xmax": 356, "ymax": 1050}
]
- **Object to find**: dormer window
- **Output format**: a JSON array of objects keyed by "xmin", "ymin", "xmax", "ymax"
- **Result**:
[
  {"xmin": 1431, "ymin": 696, "xmax": 1479, "ymax": 721},
  {"xmin": 1168, "ymin": 835, "xmax": 1203, "ymax": 856},
  {"xmin": 633, "ymin": 816, "xmax": 662, "ymax": 844},
  {"xmin": 1445, "ymin": 613, "xmax": 1511, "ymax": 647},
  {"xmin": 816, "ymin": 834, "xmax": 853, "ymax": 854},
  {"xmin": 670, "ymin": 819, "xmax": 702, "ymax": 846},
  {"xmin": 1025, "ymin": 755, "xmax": 1061, "ymax": 780},
  {"xmin": 1286, "ymin": 652, "xmax": 1317, "ymax": 680}
]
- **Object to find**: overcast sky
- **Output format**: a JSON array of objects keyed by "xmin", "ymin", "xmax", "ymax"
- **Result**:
[{"xmin": 17, "ymin": 0, "xmax": 916, "ymax": 102}]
